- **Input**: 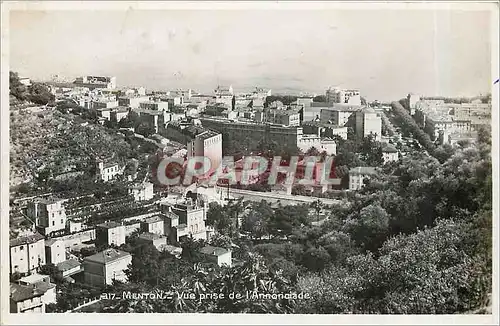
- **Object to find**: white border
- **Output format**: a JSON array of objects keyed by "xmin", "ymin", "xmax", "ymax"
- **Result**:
[{"xmin": 1, "ymin": 1, "xmax": 499, "ymax": 325}]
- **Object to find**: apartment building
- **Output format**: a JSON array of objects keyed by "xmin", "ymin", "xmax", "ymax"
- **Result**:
[
  {"xmin": 161, "ymin": 197, "xmax": 209, "ymax": 243},
  {"xmin": 83, "ymin": 249, "xmax": 132, "ymax": 287},
  {"xmin": 187, "ymin": 130, "xmax": 223, "ymax": 172},
  {"xmin": 44, "ymin": 238, "xmax": 66, "ymax": 266},
  {"xmin": 199, "ymin": 246, "xmax": 232, "ymax": 267},
  {"xmin": 382, "ymin": 144, "xmax": 399, "ymax": 163},
  {"xmin": 96, "ymin": 221, "xmax": 126, "ymax": 247},
  {"xmin": 129, "ymin": 182, "xmax": 154, "ymax": 202},
  {"xmin": 407, "ymin": 93, "xmax": 421, "ymax": 113},
  {"xmin": 139, "ymin": 100, "xmax": 169, "ymax": 112},
  {"xmin": 136, "ymin": 232, "xmax": 168, "ymax": 250},
  {"xmin": 320, "ymin": 105, "xmax": 359, "ymax": 126},
  {"xmin": 355, "ymin": 108, "xmax": 382, "ymax": 140},
  {"xmin": 96, "ymin": 160, "xmax": 122, "ymax": 182},
  {"xmin": 92, "ymin": 99, "xmax": 119, "ymax": 110},
  {"xmin": 326, "ymin": 87, "xmax": 361, "ymax": 105},
  {"xmin": 109, "ymin": 107, "xmax": 130, "ymax": 122},
  {"xmin": 10, "ymin": 275, "xmax": 57, "ymax": 313},
  {"xmin": 261, "ymin": 109, "xmax": 301, "ymax": 127},
  {"xmin": 349, "ymin": 167, "xmax": 377, "ymax": 190},
  {"xmin": 141, "ymin": 215, "xmax": 165, "ymax": 235},
  {"xmin": 297, "ymin": 135, "xmax": 337, "ymax": 155},
  {"xmin": 118, "ymin": 95, "xmax": 150, "ymax": 109},
  {"xmin": 10, "ymin": 233, "xmax": 46, "ymax": 275},
  {"xmin": 27, "ymin": 198, "xmax": 67, "ymax": 235},
  {"xmin": 74, "ymin": 76, "xmax": 117, "ymax": 90},
  {"xmin": 301, "ymin": 121, "xmax": 348, "ymax": 140}
]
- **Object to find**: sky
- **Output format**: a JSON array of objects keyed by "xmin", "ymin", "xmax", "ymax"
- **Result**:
[{"xmin": 9, "ymin": 8, "xmax": 493, "ymax": 101}]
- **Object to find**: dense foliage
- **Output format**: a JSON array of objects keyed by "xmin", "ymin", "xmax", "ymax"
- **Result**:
[{"xmin": 10, "ymin": 71, "xmax": 55, "ymax": 105}]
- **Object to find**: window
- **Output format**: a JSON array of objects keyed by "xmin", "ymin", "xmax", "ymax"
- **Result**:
[
  {"xmin": 20, "ymin": 246, "xmax": 24, "ymax": 251},
  {"xmin": 61, "ymin": 219, "xmax": 63, "ymax": 224},
  {"xmin": 52, "ymin": 221, "xmax": 55, "ymax": 226}
]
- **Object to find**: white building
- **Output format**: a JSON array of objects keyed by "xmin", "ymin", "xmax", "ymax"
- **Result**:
[
  {"xmin": 10, "ymin": 276, "xmax": 56, "ymax": 313},
  {"xmin": 139, "ymin": 101, "xmax": 169, "ymax": 112},
  {"xmin": 326, "ymin": 87, "xmax": 361, "ymax": 105},
  {"xmin": 199, "ymin": 246, "xmax": 232, "ymax": 267},
  {"xmin": 382, "ymin": 145, "xmax": 399, "ymax": 163},
  {"xmin": 320, "ymin": 106, "xmax": 358, "ymax": 126},
  {"xmin": 27, "ymin": 198, "xmax": 67, "ymax": 235},
  {"xmin": 407, "ymin": 93, "xmax": 421, "ymax": 113},
  {"xmin": 118, "ymin": 95, "xmax": 151, "ymax": 109},
  {"xmin": 17, "ymin": 273, "xmax": 57, "ymax": 305},
  {"xmin": 349, "ymin": 167, "xmax": 377, "ymax": 190},
  {"xmin": 10, "ymin": 233, "xmax": 46, "ymax": 275},
  {"xmin": 297, "ymin": 135, "xmax": 337, "ymax": 155},
  {"xmin": 83, "ymin": 249, "xmax": 132, "ymax": 287},
  {"xmin": 141, "ymin": 215, "xmax": 165, "ymax": 236},
  {"xmin": 92, "ymin": 99, "xmax": 119, "ymax": 110},
  {"xmin": 19, "ymin": 77, "xmax": 31, "ymax": 86},
  {"xmin": 355, "ymin": 108, "xmax": 382, "ymax": 140},
  {"xmin": 44, "ymin": 239, "xmax": 66, "ymax": 266},
  {"xmin": 110, "ymin": 107, "xmax": 130, "ymax": 122},
  {"xmin": 97, "ymin": 161, "xmax": 122, "ymax": 182},
  {"xmin": 136, "ymin": 232, "xmax": 168, "ymax": 250},
  {"xmin": 96, "ymin": 221, "xmax": 126, "ymax": 247},
  {"xmin": 129, "ymin": 182, "xmax": 154, "ymax": 202},
  {"xmin": 187, "ymin": 130, "xmax": 223, "ymax": 173},
  {"xmin": 74, "ymin": 76, "xmax": 117, "ymax": 90},
  {"xmin": 161, "ymin": 198, "xmax": 209, "ymax": 243}
]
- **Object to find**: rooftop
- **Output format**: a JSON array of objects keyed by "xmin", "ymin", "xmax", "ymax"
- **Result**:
[
  {"xmin": 84, "ymin": 249, "xmax": 131, "ymax": 265},
  {"xmin": 10, "ymin": 283, "xmax": 44, "ymax": 302},
  {"xmin": 36, "ymin": 197, "xmax": 64, "ymax": 205},
  {"xmin": 143, "ymin": 215, "xmax": 164, "ymax": 224},
  {"xmin": 57, "ymin": 259, "xmax": 81, "ymax": 272},
  {"xmin": 138, "ymin": 232, "xmax": 164, "ymax": 241},
  {"xmin": 349, "ymin": 167, "xmax": 377, "ymax": 175},
  {"xmin": 44, "ymin": 238, "xmax": 63, "ymax": 247},
  {"xmin": 196, "ymin": 130, "xmax": 220, "ymax": 140},
  {"xmin": 18, "ymin": 273, "xmax": 48, "ymax": 285},
  {"xmin": 10, "ymin": 232, "xmax": 44, "ymax": 248},
  {"xmin": 97, "ymin": 221, "xmax": 122, "ymax": 229},
  {"xmin": 199, "ymin": 245, "xmax": 230, "ymax": 257}
]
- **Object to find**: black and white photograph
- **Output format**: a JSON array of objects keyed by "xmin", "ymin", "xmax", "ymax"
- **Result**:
[{"xmin": 1, "ymin": 1, "xmax": 498, "ymax": 324}]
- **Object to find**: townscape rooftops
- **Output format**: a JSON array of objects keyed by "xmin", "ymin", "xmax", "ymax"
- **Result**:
[
  {"xmin": 138, "ymin": 232, "xmax": 164, "ymax": 241},
  {"xmin": 349, "ymin": 167, "xmax": 377, "ymax": 175},
  {"xmin": 44, "ymin": 238, "xmax": 63, "ymax": 246},
  {"xmin": 36, "ymin": 197, "xmax": 64, "ymax": 205},
  {"xmin": 196, "ymin": 130, "xmax": 220, "ymax": 140},
  {"xmin": 56, "ymin": 259, "xmax": 81, "ymax": 272},
  {"xmin": 301, "ymin": 121, "xmax": 344, "ymax": 129},
  {"xmin": 10, "ymin": 232, "xmax": 44, "ymax": 248},
  {"xmin": 10, "ymin": 283, "xmax": 45, "ymax": 302},
  {"xmin": 199, "ymin": 245, "xmax": 230, "ymax": 257},
  {"xmin": 143, "ymin": 215, "xmax": 164, "ymax": 224},
  {"xmin": 97, "ymin": 221, "xmax": 122, "ymax": 229},
  {"xmin": 84, "ymin": 249, "xmax": 131, "ymax": 265},
  {"xmin": 18, "ymin": 273, "xmax": 48, "ymax": 285}
]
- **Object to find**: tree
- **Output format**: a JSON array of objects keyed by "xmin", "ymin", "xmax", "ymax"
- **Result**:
[
  {"xmin": 9, "ymin": 71, "xmax": 28, "ymax": 101},
  {"xmin": 310, "ymin": 199, "xmax": 323, "ymax": 221},
  {"xmin": 27, "ymin": 83, "xmax": 55, "ymax": 105},
  {"xmin": 135, "ymin": 123, "xmax": 155, "ymax": 138},
  {"xmin": 301, "ymin": 246, "xmax": 331, "ymax": 272},
  {"xmin": 343, "ymin": 203, "xmax": 390, "ymax": 252},
  {"xmin": 242, "ymin": 201, "xmax": 272, "ymax": 240}
]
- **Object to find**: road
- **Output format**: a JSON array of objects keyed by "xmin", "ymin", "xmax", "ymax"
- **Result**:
[{"xmin": 225, "ymin": 188, "xmax": 341, "ymax": 206}]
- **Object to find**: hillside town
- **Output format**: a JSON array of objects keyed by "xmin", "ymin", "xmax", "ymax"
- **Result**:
[{"xmin": 8, "ymin": 71, "xmax": 493, "ymax": 314}]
